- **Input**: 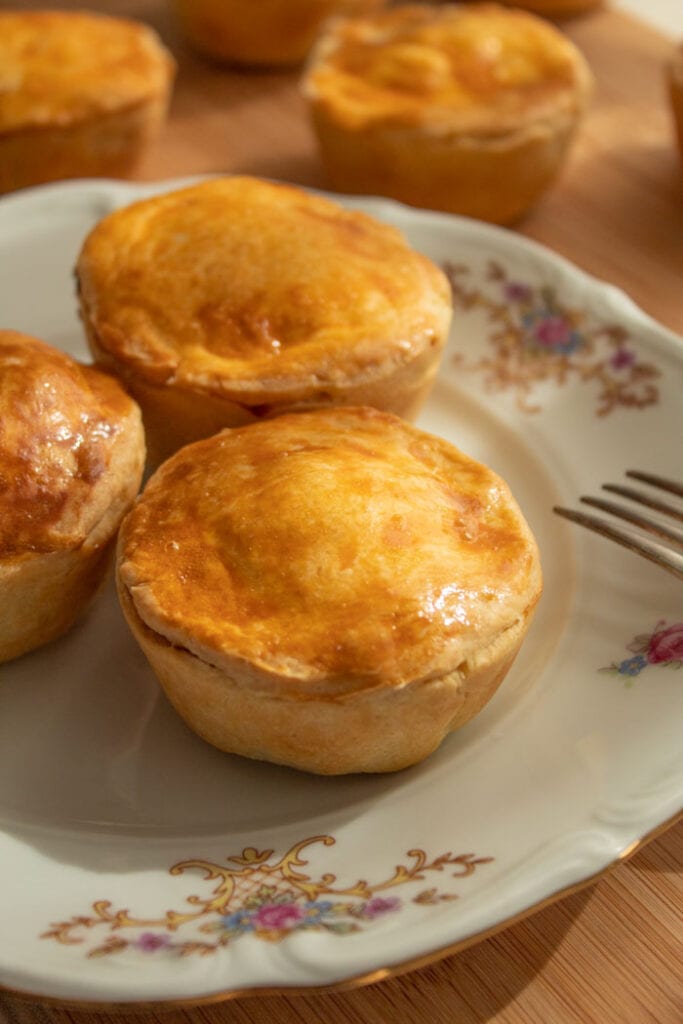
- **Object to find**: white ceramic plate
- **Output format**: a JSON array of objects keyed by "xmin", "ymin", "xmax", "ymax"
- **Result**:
[{"xmin": 0, "ymin": 179, "xmax": 681, "ymax": 1007}]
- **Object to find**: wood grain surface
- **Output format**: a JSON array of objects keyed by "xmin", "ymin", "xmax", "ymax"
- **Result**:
[{"xmin": 1, "ymin": 2, "xmax": 682, "ymax": 1022}]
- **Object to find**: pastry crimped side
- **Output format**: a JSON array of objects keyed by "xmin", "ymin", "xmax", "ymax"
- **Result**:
[
  {"xmin": 0, "ymin": 10, "xmax": 175, "ymax": 194},
  {"xmin": 0, "ymin": 330, "xmax": 145, "ymax": 663},
  {"xmin": 116, "ymin": 407, "xmax": 542, "ymax": 774},
  {"xmin": 302, "ymin": 2, "xmax": 594, "ymax": 223},
  {"xmin": 76, "ymin": 176, "xmax": 452, "ymax": 467}
]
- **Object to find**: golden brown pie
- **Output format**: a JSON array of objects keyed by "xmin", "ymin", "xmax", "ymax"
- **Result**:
[
  {"xmin": 116, "ymin": 406, "xmax": 542, "ymax": 774},
  {"xmin": 77, "ymin": 176, "xmax": 452, "ymax": 467},
  {"xmin": 302, "ymin": 2, "xmax": 594, "ymax": 224},
  {"xmin": 172, "ymin": 0, "xmax": 388, "ymax": 67},
  {"xmin": 0, "ymin": 330, "xmax": 145, "ymax": 663},
  {"xmin": 0, "ymin": 10, "xmax": 175, "ymax": 194}
]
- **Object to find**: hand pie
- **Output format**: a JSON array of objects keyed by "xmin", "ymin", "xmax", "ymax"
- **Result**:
[
  {"xmin": 0, "ymin": 330, "xmax": 145, "ymax": 663},
  {"xmin": 116, "ymin": 406, "xmax": 542, "ymax": 775},
  {"xmin": 0, "ymin": 10, "xmax": 175, "ymax": 194},
  {"xmin": 302, "ymin": 2, "xmax": 593, "ymax": 224},
  {"xmin": 76, "ymin": 176, "xmax": 452, "ymax": 467}
]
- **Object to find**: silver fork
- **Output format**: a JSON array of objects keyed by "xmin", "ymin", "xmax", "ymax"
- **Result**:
[{"xmin": 554, "ymin": 471, "xmax": 683, "ymax": 580}]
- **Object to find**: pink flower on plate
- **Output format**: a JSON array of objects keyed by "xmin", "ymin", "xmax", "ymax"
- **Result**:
[
  {"xmin": 534, "ymin": 315, "xmax": 573, "ymax": 348},
  {"xmin": 363, "ymin": 896, "xmax": 401, "ymax": 919},
  {"xmin": 647, "ymin": 622, "xmax": 683, "ymax": 664},
  {"xmin": 610, "ymin": 347, "xmax": 637, "ymax": 371},
  {"xmin": 252, "ymin": 902, "xmax": 305, "ymax": 931},
  {"xmin": 135, "ymin": 932, "xmax": 171, "ymax": 952},
  {"xmin": 504, "ymin": 282, "xmax": 532, "ymax": 303}
]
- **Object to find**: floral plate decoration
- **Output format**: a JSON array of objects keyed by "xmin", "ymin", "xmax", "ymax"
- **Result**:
[
  {"xmin": 602, "ymin": 621, "xmax": 683, "ymax": 681},
  {"xmin": 42, "ymin": 837, "xmax": 492, "ymax": 959},
  {"xmin": 0, "ymin": 179, "xmax": 681, "ymax": 1006},
  {"xmin": 443, "ymin": 260, "xmax": 660, "ymax": 415}
]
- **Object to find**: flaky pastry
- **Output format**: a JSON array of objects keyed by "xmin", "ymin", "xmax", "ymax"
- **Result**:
[
  {"xmin": 116, "ymin": 406, "xmax": 542, "ymax": 774},
  {"xmin": 0, "ymin": 330, "xmax": 145, "ymax": 663},
  {"xmin": 302, "ymin": 2, "xmax": 593, "ymax": 224},
  {"xmin": 77, "ymin": 176, "xmax": 452, "ymax": 467},
  {"xmin": 0, "ymin": 10, "xmax": 175, "ymax": 194}
]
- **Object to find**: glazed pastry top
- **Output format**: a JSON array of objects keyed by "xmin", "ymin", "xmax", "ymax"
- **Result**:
[
  {"xmin": 0, "ymin": 11, "xmax": 174, "ymax": 132},
  {"xmin": 119, "ymin": 407, "xmax": 542, "ymax": 691},
  {"xmin": 76, "ymin": 177, "xmax": 452, "ymax": 398},
  {"xmin": 304, "ymin": 2, "xmax": 593, "ymax": 134},
  {"xmin": 0, "ymin": 330, "xmax": 141, "ymax": 558}
]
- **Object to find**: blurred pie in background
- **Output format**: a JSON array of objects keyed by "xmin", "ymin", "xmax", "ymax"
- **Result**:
[
  {"xmin": 172, "ymin": 0, "xmax": 388, "ymax": 67},
  {"xmin": 0, "ymin": 10, "xmax": 175, "ymax": 194},
  {"xmin": 303, "ymin": 2, "xmax": 594, "ymax": 224}
]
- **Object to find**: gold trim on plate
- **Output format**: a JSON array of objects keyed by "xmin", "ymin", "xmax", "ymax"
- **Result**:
[{"xmin": 1, "ymin": 811, "xmax": 680, "ymax": 1012}]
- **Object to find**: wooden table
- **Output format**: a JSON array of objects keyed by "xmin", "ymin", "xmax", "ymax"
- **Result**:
[{"xmin": 1, "ymin": 3, "xmax": 682, "ymax": 1022}]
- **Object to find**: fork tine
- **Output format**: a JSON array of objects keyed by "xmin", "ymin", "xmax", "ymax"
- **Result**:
[
  {"xmin": 601, "ymin": 484, "xmax": 683, "ymax": 524},
  {"xmin": 625, "ymin": 470, "xmax": 683, "ymax": 499},
  {"xmin": 553, "ymin": 506, "xmax": 683, "ymax": 580},
  {"xmin": 579, "ymin": 496, "xmax": 683, "ymax": 547}
]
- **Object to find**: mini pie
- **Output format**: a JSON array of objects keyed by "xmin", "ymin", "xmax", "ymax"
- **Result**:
[
  {"xmin": 0, "ymin": 10, "xmax": 175, "ymax": 194},
  {"xmin": 302, "ymin": 2, "xmax": 594, "ymax": 224},
  {"xmin": 172, "ymin": 0, "xmax": 388, "ymax": 67},
  {"xmin": 116, "ymin": 406, "xmax": 542, "ymax": 775},
  {"xmin": 0, "ymin": 330, "xmax": 145, "ymax": 663},
  {"xmin": 76, "ymin": 176, "xmax": 452, "ymax": 467}
]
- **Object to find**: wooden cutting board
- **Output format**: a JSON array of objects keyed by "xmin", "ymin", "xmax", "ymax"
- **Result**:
[{"xmin": 1, "ymin": 3, "xmax": 682, "ymax": 1023}]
